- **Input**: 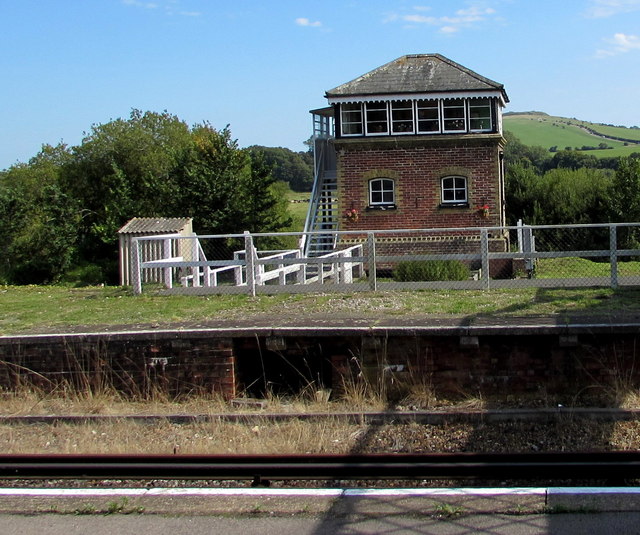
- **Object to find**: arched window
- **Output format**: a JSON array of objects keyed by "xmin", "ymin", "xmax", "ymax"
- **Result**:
[
  {"xmin": 441, "ymin": 176, "xmax": 468, "ymax": 205},
  {"xmin": 369, "ymin": 178, "xmax": 395, "ymax": 206}
]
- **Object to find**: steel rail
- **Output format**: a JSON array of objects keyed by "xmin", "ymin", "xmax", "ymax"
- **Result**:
[{"xmin": 0, "ymin": 452, "xmax": 639, "ymax": 483}]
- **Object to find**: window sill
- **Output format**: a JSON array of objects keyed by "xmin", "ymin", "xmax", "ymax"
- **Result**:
[
  {"xmin": 439, "ymin": 202, "xmax": 469, "ymax": 209},
  {"xmin": 366, "ymin": 204, "xmax": 397, "ymax": 211}
]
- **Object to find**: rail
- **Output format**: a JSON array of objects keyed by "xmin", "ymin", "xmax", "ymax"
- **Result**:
[{"xmin": 1, "ymin": 452, "xmax": 639, "ymax": 484}]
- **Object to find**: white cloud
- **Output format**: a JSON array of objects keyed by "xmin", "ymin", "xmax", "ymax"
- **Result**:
[
  {"xmin": 387, "ymin": 2, "xmax": 498, "ymax": 33},
  {"xmin": 585, "ymin": 0, "xmax": 640, "ymax": 18},
  {"xmin": 295, "ymin": 17, "xmax": 322, "ymax": 28},
  {"xmin": 596, "ymin": 32, "xmax": 640, "ymax": 57}
]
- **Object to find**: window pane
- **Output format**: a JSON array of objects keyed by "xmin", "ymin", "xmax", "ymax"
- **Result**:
[
  {"xmin": 341, "ymin": 103, "xmax": 363, "ymax": 135},
  {"xmin": 416, "ymin": 100, "xmax": 440, "ymax": 133},
  {"xmin": 441, "ymin": 176, "xmax": 467, "ymax": 203},
  {"xmin": 366, "ymin": 103, "xmax": 388, "ymax": 134},
  {"xmin": 370, "ymin": 178, "xmax": 395, "ymax": 205},
  {"xmin": 442, "ymin": 99, "xmax": 466, "ymax": 131},
  {"xmin": 469, "ymin": 98, "xmax": 492, "ymax": 131},
  {"xmin": 391, "ymin": 100, "xmax": 414, "ymax": 133}
]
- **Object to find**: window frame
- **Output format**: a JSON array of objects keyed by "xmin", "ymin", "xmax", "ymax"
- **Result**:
[
  {"xmin": 416, "ymin": 99, "xmax": 441, "ymax": 134},
  {"xmin": 368, "ymin": 178, "xmax": 396, "ymax": 207},
  {"xmin": 364, "ymin": 102, "xmax": 389, "ymax": 135},
  {"xmin": 340, "ymin": 103, "xmax": 363, "ymax": 136},
  {"xmin": 468, "ymin": 98, "xmax": 493, "ymax": 132},
  {"xmin": 442, "ymin": 99, "xmax": 467, "ymax": 133},
  {"xmin": 440, "ymin": 175, "xmax": 468, "ymax": 206},
  {"xmin": 391, "ymin": 100, "xmax": 415, "ymax": 134}
]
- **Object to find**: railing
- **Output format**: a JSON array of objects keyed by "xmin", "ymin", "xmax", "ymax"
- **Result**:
[{"xmin": 130, "ymin": 223, "xmax": 640, "ymax": 295}]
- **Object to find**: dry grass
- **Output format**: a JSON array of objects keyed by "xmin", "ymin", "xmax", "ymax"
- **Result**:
[{"xmin": 0, "ymin": 418, "xmax": 361, "ymax": 455}]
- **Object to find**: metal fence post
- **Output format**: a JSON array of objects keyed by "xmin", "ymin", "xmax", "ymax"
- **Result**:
[
  {"xmin": 244, "ymin": 231, "xmax": 257, "ymax": 297},
  {"xmin": 132, "ymin": 237, "xmax": 142, "ymax": 295},
  {"xmin": 367, "ymin": 232, "xmax": 377, "ymax": 292},
  {"xmin": 610, "ymin": 224, "xmax": 619, "ymax": 289},
  {"xmin": 481, "ymin": 229, "xmax": 490, "ymax": 290}
]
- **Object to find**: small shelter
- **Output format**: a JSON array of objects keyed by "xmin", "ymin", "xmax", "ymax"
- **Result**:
[{"xmin": 118, "ymin": 217, "xmax": 193, "ymax": 286}]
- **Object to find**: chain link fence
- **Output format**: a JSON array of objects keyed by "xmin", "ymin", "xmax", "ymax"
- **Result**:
[{"xmin": 128, "ymin": 223, "xmax": 640, "ymax": 295}]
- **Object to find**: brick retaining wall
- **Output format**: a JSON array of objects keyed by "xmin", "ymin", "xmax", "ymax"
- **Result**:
[{"xmin": 0, "ymin": 328, "xmax": 637, "ymax": 402}]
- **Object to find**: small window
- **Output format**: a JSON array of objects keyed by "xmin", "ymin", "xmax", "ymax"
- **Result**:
[
  {"xmin": 442, "ymin": 99, "xmax": 466, "ymax": 132},
  {"xmin": 416, "ymin": 100, "xmax": 440, "ymax": 133},
  {"xmin": 441, "ymin": 176, "xmax": 467, "ymax": 204},
  {"xmin": 365, "ymin": 102, "xmax": 389, "ymax": 135},
  {"xmin": 391, "ymin": 100, "xmax": 414, "ymax": 134},
  {"xmin": 341, "ymin": 103, "xmax": 363, "ymax": 136},
  {"xmin": 469, "ymin": 98, "xmax": 492, "ymax": 131},
  {"xmin": 369, "ymin": 178, "xmax": 395, "ymax": 206}
]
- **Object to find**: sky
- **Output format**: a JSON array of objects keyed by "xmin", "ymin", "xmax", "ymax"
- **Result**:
[{"xmin": 1, "ymin": 0, "xmax": 640, "ymax": 170}]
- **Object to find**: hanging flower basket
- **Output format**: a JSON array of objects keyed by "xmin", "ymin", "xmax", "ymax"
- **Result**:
[
  {"xmin": 345, "ymin": 208, "xmax": 359, "ymax": 223},
  {"xmin": 477, "ymin": 204, "xmax": 490, "ymax": 218}
]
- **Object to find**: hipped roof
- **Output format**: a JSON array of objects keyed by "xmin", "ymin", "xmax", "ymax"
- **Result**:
[{"xmin": 326, "ymin": 54, "xmax": 508, "ymax": 103}]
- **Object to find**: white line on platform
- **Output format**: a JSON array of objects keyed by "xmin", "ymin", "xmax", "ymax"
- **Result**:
[
  {"xmin": 2, "ymin": 487, "xmax": 639, "ymax": 498},
  {"xmin": 0, "ymin": 487, "xmax": 547, "ymax": 497}
]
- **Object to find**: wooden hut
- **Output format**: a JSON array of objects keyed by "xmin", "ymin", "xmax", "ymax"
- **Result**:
[{"xmin": 118, "ymin": 217, "xmax": 193, "ymax": 286}]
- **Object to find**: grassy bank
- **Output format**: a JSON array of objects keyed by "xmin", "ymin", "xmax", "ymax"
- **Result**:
[{"xmin": 1, "ymin": 285, "xmax": 639, "ymax": 335}]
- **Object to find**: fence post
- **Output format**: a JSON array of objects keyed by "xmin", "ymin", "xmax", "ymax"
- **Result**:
[
  {"xmin": 163, "ymin": 238, "xmax": 173, "ymax": 289},
  {"xmin": 480, "ymin": 229, "xmax": 490, "ymax": 290},
  {"xmin": 610, "ymin": 224, "xmax": 619, "ymax": 289},
  {"xmin": 296, "ymin": 250, "xmax": 306, "ymax": 284},
  {"xmin": 367, "ymin": 232, "xmax": 377, "ymax": 291},
  {"xmin": 132, "ymin": 237, "xmax": 142, "ymax": 295},
  {"xmin": 244, "ymin": 231, "xmax": 257, "ymax": 297}
]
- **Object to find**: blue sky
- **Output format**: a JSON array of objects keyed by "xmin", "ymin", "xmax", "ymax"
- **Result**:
[{"xmin": 1, "ymin": 0, "xmax": 639, "ymax": 169}]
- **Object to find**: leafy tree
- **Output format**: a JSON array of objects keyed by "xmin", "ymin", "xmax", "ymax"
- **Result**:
[
  {"xmin": 247, "ymin": 146, "xmax": 313, "ymax": 191},
  {"xmin": 0, "ymin": 145, "xmax": 79, "ymax": 283},
  {"xmin": 503, "ymin": 131, "xmax": 549, "ymax": 173},
  {"xmin": 59, "ymin": 110, "xmax": 193, "ymax": 269},
  {"xmin": 609, "ymin": 157, "xmax": 640, "ymax": 249}
]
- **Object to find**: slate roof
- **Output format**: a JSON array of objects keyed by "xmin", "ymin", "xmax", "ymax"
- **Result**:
[
  {"xmin": 326, "ymin": 54, "xmax": 508, "ymax": 102},
  {"xmin": 118, "ymin": 217, "xmax": 192, "ymax": 235}
]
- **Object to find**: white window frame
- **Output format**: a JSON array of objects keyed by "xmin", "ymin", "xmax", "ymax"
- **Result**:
[
  {"xmin": 340, "ymin": 103, "xmax": 363, "ymax": 136},
  {"xmin": 441, "ymin": 176, "xmax": 468, "ymax": 205},
  {"xmin": 442, "ymin": 99, "xmax": 467, "ymax": 133},
  {"xmin": 369, "ymin": 178, "xmax": 395, "ymax": 206},
  {"xmin": 416, "ymin": 99, "xmax": 440, "ymax": 134},
  {"xmin": 391, "ymin": 100, "xmax": 414, "ymax": 134},
  {"xmin": 364, "ymin": 102, "xmax": 389, "ymax": 135},
  {"xmin": 468, "ymin": 98, "xmax": 493, "ymax": 132}
]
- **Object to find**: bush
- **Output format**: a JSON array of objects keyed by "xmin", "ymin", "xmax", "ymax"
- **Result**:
[{"xmin": 393, "ymin": 260, "xmax": 470, "ymax": 282}]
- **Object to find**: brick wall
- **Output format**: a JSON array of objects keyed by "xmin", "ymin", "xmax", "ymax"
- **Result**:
[
  {"xmin": 336, "ymin": 135, "xmax": 505, "ymax": 231},
  {"xmin": 0, "ymin": 334, "xmax": 237, "ymax": 399},
  {"xmin": 1, "ymin": 329, "xmax": 636, "ymax": 404}
]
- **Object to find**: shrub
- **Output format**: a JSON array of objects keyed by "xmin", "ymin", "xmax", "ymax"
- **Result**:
[{"xmin": 393, "ymin": 260, "xmax": 470, "ymax": 282}]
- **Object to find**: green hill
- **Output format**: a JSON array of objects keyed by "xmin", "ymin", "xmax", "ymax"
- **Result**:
[{"xmin": 503, "ymin": 112, "xmax": 640, "ymax": 158}]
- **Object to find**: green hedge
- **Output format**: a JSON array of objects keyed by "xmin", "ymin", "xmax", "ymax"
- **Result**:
[{"xmin": 393, "ymin": 260, "xmax": 470, "ymax": 282}]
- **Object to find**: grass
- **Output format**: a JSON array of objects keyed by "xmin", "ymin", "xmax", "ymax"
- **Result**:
[
  {"xmin": 504, "ymin": 113, "xmax": 640, "ymax": 158},
  {"xmin": 2, "ymin": 284, "xmax": 640, "ymax": 335},
  {"xmin": 535, "ymin": 257, "xmax": 640, "ymax": 278}
]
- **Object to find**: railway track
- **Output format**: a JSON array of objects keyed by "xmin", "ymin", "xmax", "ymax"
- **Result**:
[{"xmin": 1, "ymin": 452, "xmax": 639, "ymax": 485}]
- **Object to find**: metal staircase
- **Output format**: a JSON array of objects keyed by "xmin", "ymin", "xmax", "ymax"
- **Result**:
[{"xmin": 303, "ymin": 110, "xmax": 338, "ymax": 257}]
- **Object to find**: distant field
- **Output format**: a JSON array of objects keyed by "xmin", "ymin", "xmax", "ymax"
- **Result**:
[
  {"xmin": 285, "ymin": 189, "xmax": 310, "ymax": 232},
  {"xmin": 504, "ymin": 113, "xmax": 640, "ymax": 158}
]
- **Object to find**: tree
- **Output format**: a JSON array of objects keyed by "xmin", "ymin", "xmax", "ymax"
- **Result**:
[
  {"xmin": 610, "ymin": 157, "xmax": 640, "ymax": 249},
  {"xmin": 0, "ymin": 145, "xmax": 79, "ymax": 283},
  {"xmin": 246, "ymin": 146, "xmax": 313, "ymax": 191},
  {"xmin": 60, "ymin": 110, "xmax": 193, "ymax": 269}
]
